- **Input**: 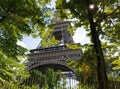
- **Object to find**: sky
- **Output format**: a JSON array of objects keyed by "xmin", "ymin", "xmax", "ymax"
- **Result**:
[
  {"xmin": 21, "ymin": 27, "xmax": 90, "ymax": 50},
  {"xmin": 20, "ymin": 0, "xmax": 90, "ymax": 50}
]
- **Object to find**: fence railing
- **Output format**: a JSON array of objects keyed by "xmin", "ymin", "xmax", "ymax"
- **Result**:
[
  {"xmin": 0, "ymin": 77, "xmax": 120, "ymax": 89},
  {"xmin": 0, "ymin": 69, "xmax": 120, "ymax": 89}
]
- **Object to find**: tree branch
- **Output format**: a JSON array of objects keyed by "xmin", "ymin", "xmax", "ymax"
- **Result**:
[
  {"xmin": 105, "ymin": 7, "xmax": 120, "ymax": 18},
  {"xmin": 110, "ymin": 19, "xmax": 118, "ymax": 31},
  {"xmin": 70, "ymin": 6, "xmax": 87, "ymax": 20},
  {"xmin": 95, "ymin": 6, "xmax": 120, "ymax": 27}
]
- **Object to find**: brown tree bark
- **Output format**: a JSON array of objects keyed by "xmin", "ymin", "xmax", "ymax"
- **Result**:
[{"xmin": 85, "ymin": 0, "xmax": 108, "ymax": 89}]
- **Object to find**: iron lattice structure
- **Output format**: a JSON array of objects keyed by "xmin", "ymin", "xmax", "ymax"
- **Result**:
[{"xmin": 26, "ymin": 21, "xmax": 82, "ymax": 78}]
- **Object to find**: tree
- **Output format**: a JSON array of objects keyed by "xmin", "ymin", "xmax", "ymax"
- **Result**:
[
  {"xmin": 0, "ymin": 49, "xmax": 29, "ymax": 86},
  {"xmin": 0, "ymin": 0, "xmax": 51, "ymax": 57},
  {"xmin": 23, "ymin": 69, "xmax": 64, "ymax": 89},
  {"xmin": 67, "ymin": 44, "xmax": 97, "ymax": 84},
  {"xmin": 0, "ymin": 0, "xmax": 51, "ymax": 83},
  {"xmin": 55, "ymin": 0, "xmax": 120, "ymax": 89}
]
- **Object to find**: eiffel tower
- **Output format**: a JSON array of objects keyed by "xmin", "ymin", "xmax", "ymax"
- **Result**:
[{"xmin": 26, "ymin": 21, "xmax": 82, "ymax": 77}]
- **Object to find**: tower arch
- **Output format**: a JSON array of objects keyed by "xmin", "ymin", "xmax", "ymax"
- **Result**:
[{"xmin": 26, "ymin": 21, "xmax": 82, "ymax": 80}]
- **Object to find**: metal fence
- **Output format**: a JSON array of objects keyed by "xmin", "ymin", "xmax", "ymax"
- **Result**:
[{"xmin": 0, "ymin": 73, "xmax": 120, "ymax": 89}]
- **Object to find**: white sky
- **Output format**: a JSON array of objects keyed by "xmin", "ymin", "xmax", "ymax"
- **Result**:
[{"xmin": 73, "ymin": 27, "xmax": 90, "ymax": 44}]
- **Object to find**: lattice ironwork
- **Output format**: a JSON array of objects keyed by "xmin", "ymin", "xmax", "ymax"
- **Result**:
[
  {"xmin": 26, "ymin": 21, "xmax": 82, "ymax": 79},
  {"xmin": 27, "ymin": 44, "xmax": 82, "ymax": 71}
]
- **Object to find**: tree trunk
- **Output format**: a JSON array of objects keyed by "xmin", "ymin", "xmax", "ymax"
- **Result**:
[{"xmin": 85, "ymin": 1, "xmax": 108, "ymax": 89}]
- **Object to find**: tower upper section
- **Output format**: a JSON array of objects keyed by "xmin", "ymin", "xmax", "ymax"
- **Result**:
[{"xmin": 52, "ymin": 21, "xmax": 74, "ymax": 45}]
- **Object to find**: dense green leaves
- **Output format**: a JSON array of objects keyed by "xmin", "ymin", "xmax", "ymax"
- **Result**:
[
  {"xmin": 0, "ymin": 0, "xmax": 120, "ymax": 88},
  {"xmin": 55, "ymin": 0, "xmax": 120, "ymax": 70},
  {"xmin": 66, "ymin": 43, "xmax": 82, "ymax": 49},
  {"xmin": 0, "ymin": 0, "xmax": 53, "ymax": 57},
  {"xmin": 55, "ymin": 0, "xmax": 120, "ymax": 88},
  {"xmin": 0, "ymin": 50, "xmax": 29, "ymax": 82},
  {"xmin": 112, "ymin": 59, "xmax": 120, "ymax": 70},
  {"xmin": 23, "ymin": 69, "xmax": 64, "ymax": 89},
  {"xmin": 67, "ymin": 44, "xmax": 97, "ymax": 83},
  {"xmin": 56, "ymin": 0, "xmax": 120, "ymax": 41},
  {"xmin": 0, "ymin": 0, "xmax": 51, "ymax": 84}
]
